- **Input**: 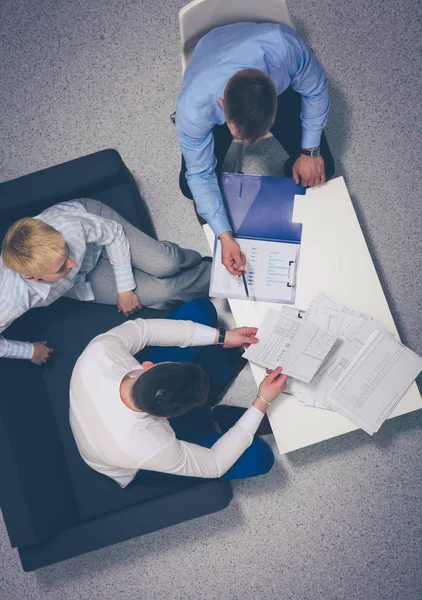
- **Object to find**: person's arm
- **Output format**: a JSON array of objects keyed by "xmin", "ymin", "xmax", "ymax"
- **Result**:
[
  {"xmin": 0, "ymin": 334, "xmax": 34, "ymax": 360},
  {"xmin": 90, "ymin": 318, "xmax": 218, "ymax": 357},
  {"xmin": 0, "ymin": 299, "xmax": 35, "ymax": 360},
  {"xmin": 176, "ymin": 109, "xmax": 246, "ymax": 275},
  {"xmin": 90, "ymin": 318, "xmax": 259, "ymax": 361},
  {"xmin": 140, "ymin": 368, "xmax": 288, "ymax": 478},
  {"xmin": 78, "ymin": 213, "xmax": 136, "ymax": 294},
  {"xmin": 175, "ymin": 109, "xmax": 232, "ymax": 239},
  {"xmin": 0, "ymin": 336, "xmax": 54, "ymax": 364},
  {"xmin": 78, "ymin": 212, "xmax": 142, "ymax": 315},
  {"xmin": 283, "ymin": 26, "xmax": 330, "ymax": 148}
]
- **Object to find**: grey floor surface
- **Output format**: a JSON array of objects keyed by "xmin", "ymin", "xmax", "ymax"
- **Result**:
[{"xmin": 1, "ymin": 1, "xmax": 421, "ymax": 599}]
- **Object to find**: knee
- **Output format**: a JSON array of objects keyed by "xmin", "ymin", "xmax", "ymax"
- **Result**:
[
  {"xmin": 157, "ymin": 253, "xmax": 183, "ymax": 278},
  {"xmin": 251, "ymin": 438, "xmax": 275, "ymax": 475},
  {"xmin": 153, "ymin": 241, "xmax": 188, "ymax": 277},
  {"xmin": 183, "ymin": 297, "xmax": 218, "ymax": 328}
]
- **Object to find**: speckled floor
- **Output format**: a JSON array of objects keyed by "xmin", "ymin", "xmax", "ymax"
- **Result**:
[{"xmin": 1, "ymin": 1, "xmax": 421, "ymax": 599}]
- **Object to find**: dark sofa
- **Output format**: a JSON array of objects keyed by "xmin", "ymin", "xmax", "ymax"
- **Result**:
[{"xmin": 0, "ymin": 149, "xmax": 233, "ymax": 571}]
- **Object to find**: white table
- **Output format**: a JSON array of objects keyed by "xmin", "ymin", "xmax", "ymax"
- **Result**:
[{"xmin": 204, "ymin": 176, "xmax": 422, "ymax": 454}]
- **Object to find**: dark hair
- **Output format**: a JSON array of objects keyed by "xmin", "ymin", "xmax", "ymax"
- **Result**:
[
  {"xmin": 132, "ymin": 362, "xmax": 210, "ymax": 417},
  {"xmin": 224, "ymin": 69, "xmax": 277, "ymax": 143}
]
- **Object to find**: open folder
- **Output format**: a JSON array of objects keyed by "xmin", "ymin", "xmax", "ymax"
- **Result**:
[{"xmin": 209, "ymin": 173, "xmax": 306, "ymax": 303}]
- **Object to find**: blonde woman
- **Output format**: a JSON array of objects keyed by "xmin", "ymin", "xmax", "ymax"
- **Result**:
[{"xmin": 0, "ymin": 199, "xmax": 211, "ymax": 363}]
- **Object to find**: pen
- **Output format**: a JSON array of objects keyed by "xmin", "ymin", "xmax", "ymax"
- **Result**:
[{"xmin": 241, "ymin": 270, "xmax": 249, "ymax": 297}]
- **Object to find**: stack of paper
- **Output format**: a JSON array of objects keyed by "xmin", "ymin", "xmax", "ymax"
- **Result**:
[
  {"xmin": 244, "ymin": 293, "xmax": 422, "ymax": 435},
  {"xmin": 243, "ymin": 308, "xmax": 339, "ymax": 383}
]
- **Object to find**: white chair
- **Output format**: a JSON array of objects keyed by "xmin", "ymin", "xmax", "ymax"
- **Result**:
[
  {"xmin": 177, "ymin": 0, "xmax": 295, "ymax": 171},
  {"xmin": 179, "ymin": 0, "xmax": 295, "ymax": 73}
]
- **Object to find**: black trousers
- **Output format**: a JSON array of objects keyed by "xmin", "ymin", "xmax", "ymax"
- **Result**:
[{"xmin": 179, "ymin": 87, "xmax": 335, "ymax": 199}]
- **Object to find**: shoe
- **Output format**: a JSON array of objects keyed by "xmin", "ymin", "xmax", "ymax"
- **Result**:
[
  {"xmin": 212, "ymin": 405, "xmax": 273, "ymax": 435},
  {"xmin": 202, "ymin": 256, "xmax": 213, "ymax": 264}
]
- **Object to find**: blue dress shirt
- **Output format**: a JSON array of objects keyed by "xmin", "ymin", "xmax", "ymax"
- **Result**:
[{"xmin": 176, "ymin": 22, "xmax": 330, "ymax": 237}]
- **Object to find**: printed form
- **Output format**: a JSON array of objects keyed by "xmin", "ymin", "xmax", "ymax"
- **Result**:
[
  {"xmin": 291, "ymin": 294, "xmax": 382, "ymax": 409},
  {"xmin": 327, "ymin": 329, "xmax": 422, "ymax": 434},
  {"xmin": 210, "ymin": 238, "xmax": 299, "ymax": 303},
  {"xmin": 243, "ymin": 309, "xmax": 338, "ymax": 383}
]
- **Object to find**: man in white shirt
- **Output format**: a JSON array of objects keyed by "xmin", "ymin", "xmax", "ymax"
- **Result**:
[
  {"xmin": 70, "ymin": 297, "xmax": 288, "ymax": 487},
  {"xmin": 0, "ymin": 198, "xmax": 210, "ymax": 364}
]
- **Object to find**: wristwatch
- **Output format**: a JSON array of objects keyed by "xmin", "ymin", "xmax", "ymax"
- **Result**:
[
  {"xmin": 217, "ymin": 328, "xmax": 226, "ymax": 346},
  {"xmin": 301, "ymin": 147, "xmax": 321, "ymax": 158}
]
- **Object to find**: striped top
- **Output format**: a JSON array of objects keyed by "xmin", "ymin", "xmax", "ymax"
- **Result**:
[{"xmin": 0, "ymin": 200, "xmax": 135, "ymax": 360}]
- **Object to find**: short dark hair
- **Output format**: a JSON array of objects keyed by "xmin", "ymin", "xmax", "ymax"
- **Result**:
[
  {"xmin": 132, "ymin": 362, "xmax": 210, "ymax": 418},
  {"xmin": 224, "ymin": 69, "xmax": 277, "ymax": 143}
]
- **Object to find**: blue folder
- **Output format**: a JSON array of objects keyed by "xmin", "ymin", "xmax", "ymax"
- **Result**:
[{"xmin": 220, "ymin": 173, "xmax": 305, "ymax": 243}]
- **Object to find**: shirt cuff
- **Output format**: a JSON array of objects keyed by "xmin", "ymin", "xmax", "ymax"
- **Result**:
[
  {"xmin": 113, "ymin": 265, "xmax": 136, "ymax": 293},
  {"xmin": 236, "ymin": 405, "xmax": 265, "ymax": 435},
  {"xmin": 191, "ymin": 324, "xmax": 218, "ymax": 346},
  {"xmin": 3, "ymin": 340, "xmax": 35, "ymax": 360},
  {"xmin": 209, "ymin": 214, "xmax": 233, "ymax": 240},
  {"xmin": 301, "ymin": 130, "xmax": 323, "ymax": 149}
]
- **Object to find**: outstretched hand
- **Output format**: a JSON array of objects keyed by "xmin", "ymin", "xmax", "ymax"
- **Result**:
[{"xmin": 224, "ymin": 327, "xmax": 259, "ymax": 349}]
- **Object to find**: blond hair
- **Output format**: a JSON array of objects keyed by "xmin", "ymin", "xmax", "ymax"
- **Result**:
[{"xmin": 2, "ymin": 218, "xmax": 66, "ymax": 276}]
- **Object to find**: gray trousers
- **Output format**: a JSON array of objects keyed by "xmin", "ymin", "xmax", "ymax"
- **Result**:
[{"xmin": 81, "ymin": 199, "xmax": 211, "ymax": 310}]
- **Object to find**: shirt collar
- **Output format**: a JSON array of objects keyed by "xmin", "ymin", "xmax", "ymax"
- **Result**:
[{"xmin": 24, "ymin": 276, "xmax": 52, "ymax": 300}]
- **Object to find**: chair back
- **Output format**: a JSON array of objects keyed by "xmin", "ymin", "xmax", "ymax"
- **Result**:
[{"xmin": 179, "ymin": 0, "xmax": 294, "ymax": 73}]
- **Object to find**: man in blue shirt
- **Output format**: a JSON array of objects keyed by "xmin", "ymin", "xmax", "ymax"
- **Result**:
[{"xmin": 176, "ymin": 22, "xmax": 335, "ymax": 275}]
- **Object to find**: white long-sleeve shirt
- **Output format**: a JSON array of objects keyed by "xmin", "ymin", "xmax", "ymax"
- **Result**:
[
  {"xmin": 0, "ymin": 200, "xmax": 135, "ymax": 360},
  {"xmin": 69, "ymin": 318, "xmax": 264, "ymax": 487}
]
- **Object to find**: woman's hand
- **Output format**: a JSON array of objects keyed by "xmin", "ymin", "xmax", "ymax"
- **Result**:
[
  {"xmin": 256, "ymin": 366, "xmax": 288, "ymax": 406},
  {"xmin": 117, "ymin": 291, "xmax": 142, "ymax": 317}
]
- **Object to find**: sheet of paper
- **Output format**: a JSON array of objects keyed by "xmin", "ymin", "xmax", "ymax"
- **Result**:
[
  {"xmin": 292, "ymin": 294, "xmax": 382, "ymax": 408},
  {"xmin": 296, "ymin": 316, "xmax": 380, "ymax": 406},
  {"xmin": 210, "ymin": 238, "xmax": 299, "ymax": 303},
  {"xmin": 304, "ymin": 292, "xmax": 367, "ymax": 337},
  {"xmin": 326, "ymin": 330, "xmax": 422, "ymax": 435},
  {"xmin": 281, "ymin": 305, "xmax": 306, "ymax": 321},
  {"xmin": 281, "ymin": 325, "xmax": 339, "ymax": 382},
  {"xmin": 243, "ymin": 309, "xmax": 338, "ymax": 383},
  {"xmin": 243, "ymin": 309, "xmax": 301, "ymax": 367}
]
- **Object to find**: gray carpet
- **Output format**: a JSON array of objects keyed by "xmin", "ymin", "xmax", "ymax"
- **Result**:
[{"xmin": 1, "ymin": 0, "xmax": 421, "ymax": 598}]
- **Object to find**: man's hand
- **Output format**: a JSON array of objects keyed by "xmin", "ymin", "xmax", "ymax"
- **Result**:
[
  {"xmin": 222, "ymin": 327, "xmax": 259, "ymax": 349},
  {"xmin": 292, "ymin": 154, "xmax": 326, "ymax": 187},
  {"xmin": 219, "ymin": 232, "xmax": 246, "ymax": 276},
  {"xmin": 31, "ymin": 341, "xmax": 54, "ymax": 365},
  {"xmin": 117, "ymin": 291, "xmax": 142, "ymax": 317}
]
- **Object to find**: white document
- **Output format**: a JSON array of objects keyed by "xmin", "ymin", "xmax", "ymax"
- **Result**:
[
  {"xmin": 243, "ymin": 309, "xmax": 301, "ymax": 367},
  {"xmin": 327, "ymin": 330, "xmax": 422, "ymax": 435},
  {"xmin": 303, "ymin": 292, "xmax": 367, "ymax": 337},
  {"xmin": 292, "ymin": 294, "xmax": 382, "ymax": 409},
  {"xmin": 210, "ymin": 238, "xmax": 299, "ymax": 303},
  {"xmin": 243, "ymin": 309, "xmax": 338, "ymax": 383}
]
